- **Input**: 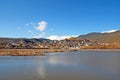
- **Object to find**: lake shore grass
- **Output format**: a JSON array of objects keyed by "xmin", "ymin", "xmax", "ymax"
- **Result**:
[
  {"xmin": 0, "ymin": 49, "xmax": 77, "ymax": 56},
  {"xmin": 0, "ymin": 49, "xmax": 120, "ymax": 56}
]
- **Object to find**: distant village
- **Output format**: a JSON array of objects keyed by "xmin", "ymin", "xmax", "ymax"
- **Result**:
[
  {"xmin": 1, "ymin": 30, "xmax": 120, "ymax": 50},
  {"xmin": 1, "ymin": 31, "xmax": 120, "ymax": 56},
  {"xmin": 0, "ymin": 37, "xmax": 107, "ymax": 49}
]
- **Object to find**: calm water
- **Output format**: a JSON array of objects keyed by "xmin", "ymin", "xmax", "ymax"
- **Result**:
[{"xmin": 0, "ymin": 50, "xmax": 120, "ymax": 80}]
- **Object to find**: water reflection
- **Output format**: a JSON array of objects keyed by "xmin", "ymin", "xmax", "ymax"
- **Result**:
[
  {"xmin": 0, "ymin": 51, "xmax": 120, "ymax": 80},
  {"xmin": 37, "ymin": 62, "xmax": 47, "ymax": 80},
  {"xmin": 46, "ymin": 51, "xmax": 120, "ymax": 80}
]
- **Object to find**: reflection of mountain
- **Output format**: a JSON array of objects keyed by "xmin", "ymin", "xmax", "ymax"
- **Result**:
[{"xmin": 78, "ymin": 30, "xmax": 120, "ymax": 43}]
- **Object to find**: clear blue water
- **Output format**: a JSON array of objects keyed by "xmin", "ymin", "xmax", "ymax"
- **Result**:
[{"xmin": 0, "ymin": 50, "xmax": 120, "ymax": 80}]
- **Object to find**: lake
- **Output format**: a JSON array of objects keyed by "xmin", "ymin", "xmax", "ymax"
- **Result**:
[{"xmin": 0, "ymin": 50, "xmax": 120, "ymax": 80}]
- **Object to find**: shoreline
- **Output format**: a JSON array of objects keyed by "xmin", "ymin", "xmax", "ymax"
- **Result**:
[
  {"xmin": 0, "ymin": 49, "xmax": 120, "ymax": 56},
  {"xmin": 78, "ymin": 49, "xmax": 120, "ymax": 51},
  {"xmin": 0, "ymin": 49, "xmax": 76, "ymax": 56}
]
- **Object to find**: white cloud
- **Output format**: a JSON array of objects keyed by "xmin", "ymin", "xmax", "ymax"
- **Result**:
[
  {"xmin": 25, "ymin": 21, "xmax": 47, "ymax": 38},
  {"xmin": 29, "ymin": 21, "xmax": 48, "ymax": 38},
  {"xmin": 102, "ymin": 29, "xmax": 118, "ymax": 33},
  {"xmin": 35, "ymin": 21, "xmax": 47, "ymax": 31},
  {"xmin": 46, "ymin": 35, "xmax": 77, "ymax": 40}
]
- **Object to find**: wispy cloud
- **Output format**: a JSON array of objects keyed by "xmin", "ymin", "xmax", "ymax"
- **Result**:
[
  {"xmin": 26, "ymin": 22, "xmax": 36, "ymax": 26},
  {"xmin": 34, "ymin": 32, "xmax": 46, "ymax": 38},
  {"xmin": 35, "ymin": 21, "xmax": 47, "ymax": 32},
  {"xmin": 46, "ymin": 35, "xmax": 77, "ymax": 40},
  {"xmin": 102, "ymin": 29, "xmax": 118, "ymax": 33},
  {"xmin": 33, "ymin": 21, "xmax": 47, "ymax": 38},
  {"xmin": 28, "ymin": 30, "xmax": 32, "ymax": 33},
  {"xmin": 26, "ymin": 21, "xmax": 47, "ymax": 38}
]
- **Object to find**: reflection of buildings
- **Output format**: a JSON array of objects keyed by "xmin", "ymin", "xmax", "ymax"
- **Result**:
[
  {"xmin": 37, "ymin": 63, "xmax": 48, "ymax": 80},
  {"xmin": 47, "ymin": 54, "xmax": 78, "ymax": 65}
]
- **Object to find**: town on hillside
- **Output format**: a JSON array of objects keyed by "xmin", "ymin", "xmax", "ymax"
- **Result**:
[{"xmin": 0, "ymin": 37, "xmax": 118, "ymax": 49}]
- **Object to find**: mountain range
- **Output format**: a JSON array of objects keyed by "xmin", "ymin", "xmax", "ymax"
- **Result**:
[
  {"xmin": 0, "ymin": 30, "xmax": 120, "ymax": 43},
  {"xmin": 78, "ymin": 30, "xmax": 120, "ymax": 43}
]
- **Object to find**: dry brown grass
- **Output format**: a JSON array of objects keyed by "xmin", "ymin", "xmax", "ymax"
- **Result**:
[
  {"xmin": 0, "ymin": 49, "xmax": 73, "ymax": 56},
  {"xmin": 81, "ymin": 45, "xmax": 120, "ymax": 49}
]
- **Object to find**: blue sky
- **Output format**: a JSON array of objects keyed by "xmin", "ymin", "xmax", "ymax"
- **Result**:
[{"xmin": 0, "ymin": 0, "xmax": 120, "ymax": 40}]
